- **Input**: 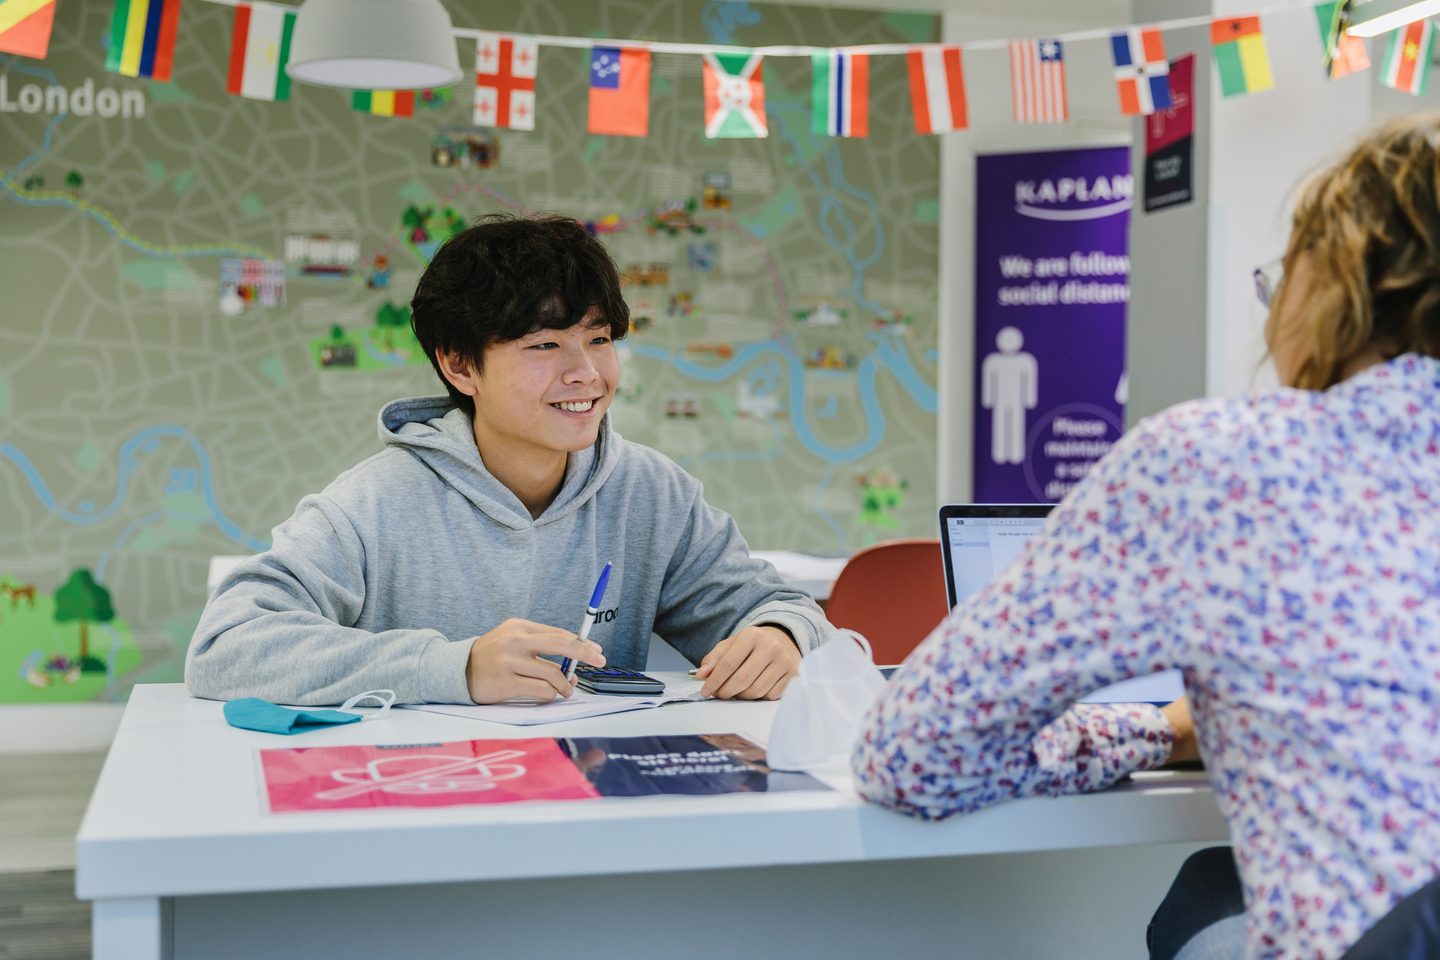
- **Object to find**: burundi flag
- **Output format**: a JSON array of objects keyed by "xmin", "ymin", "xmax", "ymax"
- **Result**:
[
  {"xmin": 588, "ymin": 46, "xmax": 650, "ymax": 137},
  {"xmin": 907, "ymin": 46, "xmax": 967, "ymax": 135},
  {"xmin": 703, "ymin": 51, "xmax": 766, "ymax": 139},
  {"xmin": 353, "ymin": 89, "xmax": 415, "ymax": 118},
  {"xmin": 1315, "ymin": 1, "xmax": 1370, "ymax": 78},
  {"xmin": 0, "ymin": 0, "xmax": 56, "ymax": 59},
  {"xmin": 1211, "ymin": 16, "xmax": 1274, "ymax": 96},
  {"xmin": 811, "ymin": 51, "xmax": 869, "ymax": 137},
  {"xmin": 226, "ymin": 3, "xmax": 296, "ymax": 102},
  {"xmin": 1110, "ymin": 27, "xmax": 1172, "ymax": 115},
  {"xmin": 1380, "ymin": 19, "xmax": 1436, "ymax": 95},
  {"xmin": 105, "ymin": 0, "xmax": 183, "ymax": 81}
]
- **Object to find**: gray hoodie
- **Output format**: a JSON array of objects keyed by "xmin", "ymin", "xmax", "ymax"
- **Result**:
[{"xmin": 186, "ymin": 397, "xmax": 832, "ymax": 705}]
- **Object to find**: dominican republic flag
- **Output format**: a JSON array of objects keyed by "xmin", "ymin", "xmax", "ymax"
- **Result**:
[
  {"xmin": 811, "ymin": 51, "xmax": 868, "ymax": 137},
  {"xmin": 588, "ymin": 46, "xmax": 650, "ymax": 137},
  {"xmin": 105, "ymin": 0, "xmax": 183, "ymax": 81},
  {"xmin": 475, "ymin": 32, "xmax": 537, "ymax": 130},
  {"xmin": 1110, "ymin": 28, "xmax": 1172, "ymax": 115},
  {"xmin": 703, "ymin": 51, "xmax": 766, "ymax": 138},
  {"xmin": 226, "ymin": 3, "xmax": 296, "ymax": 102},
  {"xmin": 0, "ymin": 0, "xmax": 56, "ymax": 59},
  {"xmin": 907, "ymin": 47, "xmax": 967, "ymax": 135},
  {"xmin": 1380, "ymin": 19, "xmax": 1436, "ymax": 95},
  {"xmin": 1009, "ymin": 38, "xmax": 1068, "ymax": 123}
]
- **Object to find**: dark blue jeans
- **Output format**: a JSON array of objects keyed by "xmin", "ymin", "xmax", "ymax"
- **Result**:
[{"xmin": 1148, "ymin": 847, "xmax": 1246, "ymax": 960}]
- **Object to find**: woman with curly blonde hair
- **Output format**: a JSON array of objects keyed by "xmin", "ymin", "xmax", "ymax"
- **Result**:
[{"xmin": 855, "ymin": 113, "xmax": 1440, "ymax": 960}]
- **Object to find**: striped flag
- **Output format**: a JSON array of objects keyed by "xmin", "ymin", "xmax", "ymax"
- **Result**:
[
  {"xmin": 811, "ymin": 51, "xmax": 868, "ymax": 138},
  {"xmin": 1110, "ymin": 28, "xmax": 1172, "ymax": 115},
  {"xmin": 703, "ymin": 52, "xmax": 766, "ymax": 139},
  {"xmin": 353, "ymin": 90, "xmax": 415, "ymax": 118},
  {"xmin": 907, "ymin": 47, "xmax": 967, "ymax": 135},
  {"xmin": 226, "ymin": 3, "xmax": 296, "ymax": 102},
  {"xmin": 1315, "ymin": 1, "xmax": 1370, "ymax": 78},
  {"xmin": 1380, "ymin": 19, "xmax": 1436, "ymax": 95},
  {"xmin": 474, "ymin": 32, "xmax": 538, "ymax": 131},
  {"xmin": 0, "ymin": 0, "xmax": 56, "ymax": 59},
  {"xmin": 1009, "ymin": 38, "xmax": 1068, "ymax": 124},
  {"xmin": 105, "ymin": 0, "xmax": 182, "ymax": 81},
  {"xmin": 1211, "ymin": 17, "xmax": 1275, "ymax": 96}
]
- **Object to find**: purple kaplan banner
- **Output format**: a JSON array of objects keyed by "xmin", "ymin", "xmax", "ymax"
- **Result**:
[{"xmin": 973, "ymin": 147, "xmax": 1131, "ymax": 503}]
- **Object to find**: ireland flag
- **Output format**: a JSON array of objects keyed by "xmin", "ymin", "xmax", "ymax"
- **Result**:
[
  {"xmin": 226, "ymin": 3, "xmax": 296, "ymax": 102},
  {"xmin": 703, "ymin": 51, "xmax": 766, "ymax": 139}
]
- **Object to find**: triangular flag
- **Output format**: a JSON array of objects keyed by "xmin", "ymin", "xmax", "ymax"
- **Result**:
[
  {"xmin": 907, "ymin": 47, "xmax": 967, "ymax": 135},
  {"xmin": 1110, "ymin": 28, "xmax": 1173, "ymax": 115},
  {"xmin": 105, "ymin": 0, "xmax": 183, "ymax": 81},
  {"xmin": 1380, "ymin": 19, "xmax": 1436, "ymax": 95},
  {"xmin": 1314, "ymin": 2, "xmax": 1370, "ymax": 78},
  {"xmin": 1009, "ymin": 38, "xmax": 1068, "ymax": 123},
  {"xmin": 588, "ymin": 46, "xmax": 650, "ymax": 137},
  {"xmin": 352, "ymin": 90, "xmax": 415, "ymax": 118},
  {"xmin": 1211, "ymin": 16, "xmax": 1275, "ymax": 96},
  {"xmin": 811, "ymin": 51, "xmax": 868, "ymax": 138},
  {"xmin": 474, "ymin": 32, "xmax": 538, "ymax": 131},
  {"xmin": 0, "ymin": 0, "xmax": 56, "ymax": 59},
  {"xmin": 703, "ymin": 51, "xmax": 766, "ymax": 139},
  {"xmin": 226, "ymin": 3, "xmax": 296, "ymax": 102}
]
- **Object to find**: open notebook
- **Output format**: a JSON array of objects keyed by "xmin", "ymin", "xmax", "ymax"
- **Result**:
[{"xmin": 403, "ymin": 674, "xmax": 706, "ymax": 726}]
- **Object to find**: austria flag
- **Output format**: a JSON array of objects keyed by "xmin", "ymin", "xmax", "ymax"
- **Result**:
[
  {"xmin": 588, "ymin": 46, "xmax": 650, "ymax": 137},
  {"xmin": 907, "ymin": 46, "xmax": 967, "ymax": 135}
]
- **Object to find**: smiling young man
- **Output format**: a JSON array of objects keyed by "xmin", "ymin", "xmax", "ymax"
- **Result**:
[{"xmin": 186, "ymin": 215, "xmax": 831, "ymax": 706}]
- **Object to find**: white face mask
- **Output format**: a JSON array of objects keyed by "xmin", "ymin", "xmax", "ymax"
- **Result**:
[
  {"xmin": 764, "ymin": 629, "xmax": 887, "ymax": 772},
  {"xmin": 338, "ymin": 689, "xmax": 397, "ymax": 720}
]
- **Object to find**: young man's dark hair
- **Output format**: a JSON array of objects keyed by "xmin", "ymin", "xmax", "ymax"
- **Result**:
[{"xmin": 410, "ymin": 215, "xmax": 630, "ymax": 414}]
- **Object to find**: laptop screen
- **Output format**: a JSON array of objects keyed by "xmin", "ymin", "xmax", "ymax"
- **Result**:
[{"xmin": 936, "ymin": 503, "xmax": 1185, "ymax": 705}]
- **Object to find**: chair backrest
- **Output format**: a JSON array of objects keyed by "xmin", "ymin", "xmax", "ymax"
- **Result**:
[
  {"xmin": 823, "ymin": 538, "xmax": 949, "ymax": 665},
  {"xmin": 1340, "ymin": 873, "xmax": 1440, "ymax": 960}
]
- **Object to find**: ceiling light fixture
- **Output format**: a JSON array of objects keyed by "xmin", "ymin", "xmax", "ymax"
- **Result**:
[
  {"xmin": 285, "ymin": 0, "xmax": 463, "ymax": 90},
  {"xmin": 1345, "ymin": 0, "xmax": 1440, "ymax": 39}
]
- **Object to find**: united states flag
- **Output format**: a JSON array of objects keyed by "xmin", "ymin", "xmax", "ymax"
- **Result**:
[{"xmin": 1009, "ymin": 38, "xmax": 1069, "ymax": 123}]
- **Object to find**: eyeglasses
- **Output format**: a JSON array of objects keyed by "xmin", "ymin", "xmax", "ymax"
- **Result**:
[{"xmin": 1254, "ymin": 258, "xmax": 1284, "ymax": 308}]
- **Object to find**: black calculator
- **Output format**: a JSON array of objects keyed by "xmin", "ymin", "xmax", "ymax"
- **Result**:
[{"xmin": 574, "ymin": 665, "xmax": 665, "ymax": 695}]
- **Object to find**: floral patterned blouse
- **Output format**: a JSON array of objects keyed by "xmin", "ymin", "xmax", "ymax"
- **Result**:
[{"xmin": 853, "ymin": 354, "xmax": 1440, "ymax": 960}]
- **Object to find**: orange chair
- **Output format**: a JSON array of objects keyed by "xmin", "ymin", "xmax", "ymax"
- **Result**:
[{"xmin": 823, "ymin": 538, "xmax": 950, "ymax": 666}]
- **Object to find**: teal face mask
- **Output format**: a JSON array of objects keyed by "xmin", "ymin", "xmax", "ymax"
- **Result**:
[{"xmin": 222, "ymin": 690, "xmax": 395, "ymax": 735}]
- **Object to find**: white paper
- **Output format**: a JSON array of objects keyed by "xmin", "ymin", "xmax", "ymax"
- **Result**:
[{"xmin": 403, "ymin": 678, "xmax": 707, "ymax": 727}]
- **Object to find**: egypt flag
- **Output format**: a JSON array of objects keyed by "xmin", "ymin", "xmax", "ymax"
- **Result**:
[
  {"xmin": 0, "ymin": 0, "xmax": 56, "ymax": 59},
  {"xmin": 475, "ymin": 32, "xmax": 537, "ymax": 131},
  {"xmin": 226, "ymin": 4, "xmax": 296, "ymax": 102},
  {"xmin": 105, "ymin": 0, "xmax": 182, "ymax": 81},
  {"xmin": 811, "ymin": 51, "xmax": 868, "ymax": 137},
  {"xmin": 1380, "ymin": 19, "xmax": 1436, "ymax": 95},
  {"xmin": 353, "ymin": 90, "xmax": 414, "ymax": 118},
  {"xmin": 1315, "ymin": 1, "xmax": 1370, "ymax": 78},
  {"xmin": 588, "ymin": 46, "xmax": 650, "ymax": 137},
  {"xmin": 703, "ymin": 51, "xmax": 766, "ymax": 138},
  {"xmin": 1211, "ymin": 17, "xmax": 1274, "ymax": 96},
  {"xmin": 907, "ymin": 47, "xmax": 967, "ymax": 135},
  {"xmin": 1110, "ymin": 28, "xmax": 1172, "ymax": 115}
]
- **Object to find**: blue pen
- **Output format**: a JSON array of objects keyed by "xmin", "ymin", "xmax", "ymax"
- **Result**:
[{"xmin": 561, "ymin": 562, "xmax": 612, "ymax": 683}]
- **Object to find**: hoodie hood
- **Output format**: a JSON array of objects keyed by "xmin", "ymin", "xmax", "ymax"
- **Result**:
[{"xmin": 377, "ymin": 396, "xmax": 619, "ymax": 530}]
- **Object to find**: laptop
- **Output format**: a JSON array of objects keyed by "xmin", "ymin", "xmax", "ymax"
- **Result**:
[{"xmin": 938, "ymin": 504, "xmax": 1184, "ymax": 705}]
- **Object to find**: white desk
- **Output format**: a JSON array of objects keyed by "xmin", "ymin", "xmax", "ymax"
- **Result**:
[{"xmin": 78, "ymin": 683, "xmax": 1228, "ymax": 960}]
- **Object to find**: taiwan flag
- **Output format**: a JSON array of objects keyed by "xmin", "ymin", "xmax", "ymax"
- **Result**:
[{"xmin": 588, "ymin": 46, "xmax": 650, "ymax": 137}]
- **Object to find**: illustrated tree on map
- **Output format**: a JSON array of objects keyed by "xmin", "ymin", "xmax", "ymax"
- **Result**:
[
  {"xmin": 53, "ymin": 568, "xmax": 115, "ymax": 672},
  {"xmin": 375, "ymin": 302, "xmax": 411, "ymax": 352}
]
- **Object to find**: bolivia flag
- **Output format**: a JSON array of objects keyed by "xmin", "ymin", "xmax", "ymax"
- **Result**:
[
  {"xmin": 353, "ymin": 90, "xmax": 415, "ymax": 118},
  {"xmin": 0, "ymin": 0, "xmax": 56, "ymax": 59},
  {"xmin": 811, "ymin": 51, "xmax": 869, "ymax": 138},
  {"xmin": 226, "ymin": 3, "xmax": 296, "ymax": 102},
  {"xmin": 1211, "ymin": 16, "xmax": 1274, "ymax": 96},
  {"xmin": 702, "ymin": 51, "xmax": 766, "ymax": 139},
  {"xmin": 1380, "ymin": 19, "xmax": 1435, "ymax": 95},
  {"xmin": 105, "ymin": 0, "xmax": 182, "ymax": 82},
  {"xmin": 588, "ymin": 46, "xmax": 650, "ymax": 137}
]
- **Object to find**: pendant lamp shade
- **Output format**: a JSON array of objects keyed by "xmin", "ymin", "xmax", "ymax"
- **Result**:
[
  {"xmin": 1346, "ymin": 0, "xmax": 1440, "ymax": 37},
  {"xmin": 285, "ymin": 0, "xmax": 463, "ymax": 90}
]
